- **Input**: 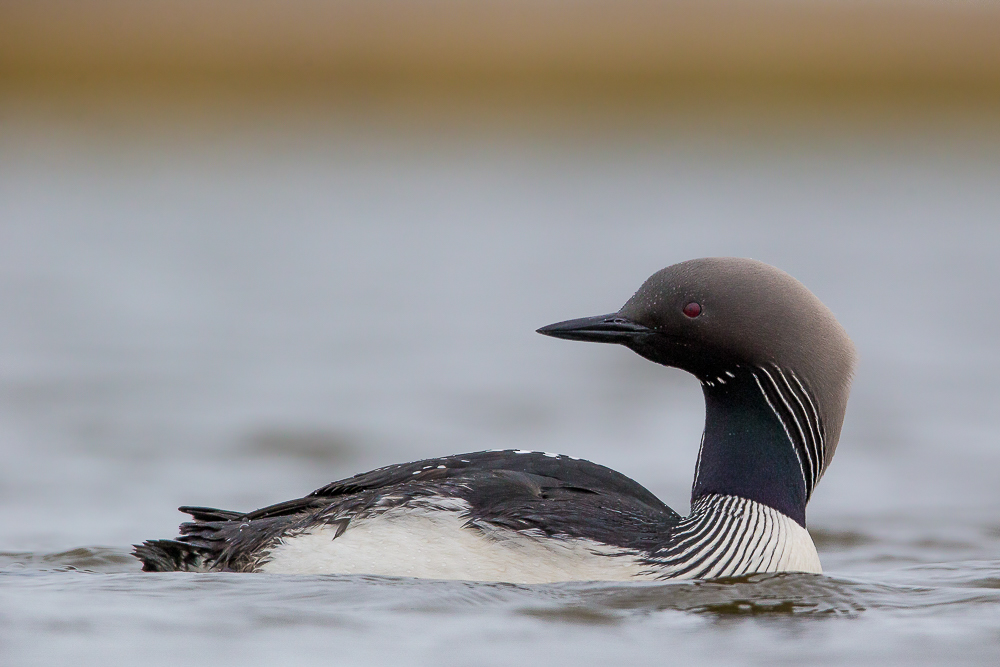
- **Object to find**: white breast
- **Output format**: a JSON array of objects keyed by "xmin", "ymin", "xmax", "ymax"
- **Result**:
[{"xmin": 647, "ymin": 494, "xmax": 822, "ymax": 579}]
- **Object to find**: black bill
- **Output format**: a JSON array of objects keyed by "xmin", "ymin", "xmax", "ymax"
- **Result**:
[{"xmin": 536, "ymin": 314, "xmax": 652, "ymax": 344}]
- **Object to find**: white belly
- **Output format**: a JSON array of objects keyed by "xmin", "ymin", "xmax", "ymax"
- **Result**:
[{"xmin": 257, "ymin": 498, "xmax": 646, "ymax": 583}]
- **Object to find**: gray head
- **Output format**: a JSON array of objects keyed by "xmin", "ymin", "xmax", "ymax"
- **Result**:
[{"xmin": 538, "ymin": 258, "xmax": 856, "ymax": 515}]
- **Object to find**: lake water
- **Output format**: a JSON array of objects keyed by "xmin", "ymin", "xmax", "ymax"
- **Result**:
[{"xmin": 1, "ymin": 103, "xmax": 999, "ymax": 665}]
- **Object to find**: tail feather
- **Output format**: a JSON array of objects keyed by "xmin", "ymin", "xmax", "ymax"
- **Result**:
[
  {"xmin": 133, "ymin": 539, "xmax": 213, "ymax": 572},
  {"xmin": 135, "ymin": 503, "xmax": 323, "ymax": 572},
  {"xmin": 179, "ymin": 506, "xmax": 245, "ymax": 522},
  {"xmin": 133, "ymin": 505, "xmax": 247, "ymax": 571}
]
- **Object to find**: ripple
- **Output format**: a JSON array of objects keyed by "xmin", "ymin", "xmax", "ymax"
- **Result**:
[
  {"xmin": 541, "ymin": 573, "xmax": 866, "ymax": 618},
  {"xmin": 0, "ymin": 546, "xmax": 138, "ymax": 574}
]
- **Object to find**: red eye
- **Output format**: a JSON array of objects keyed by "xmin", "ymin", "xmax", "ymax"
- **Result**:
[{"xmin": 683, "ymin": 302, "xmax": 702, "ymax": 318}]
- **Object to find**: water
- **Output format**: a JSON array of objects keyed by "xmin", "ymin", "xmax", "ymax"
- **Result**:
[
  {"xmin": 1, "ymin": 104, "xmax": 999, "ymax": 665},
  {"xmin": 3, "ymin": 548, "xmax": 1000, "ymax": 665}
]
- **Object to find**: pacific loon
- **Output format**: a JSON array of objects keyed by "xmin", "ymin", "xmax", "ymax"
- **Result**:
[{"xmin": 135, "ymin": 257, "xmax": 856, "ymax": 582}]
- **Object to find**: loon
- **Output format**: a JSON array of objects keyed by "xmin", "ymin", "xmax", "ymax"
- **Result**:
[{"xmin": 135, "ymin": 257, "xmax": 855, "ymax": 582}]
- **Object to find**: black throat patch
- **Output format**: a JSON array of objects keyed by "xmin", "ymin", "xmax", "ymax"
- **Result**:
[{"xmin": 691, "ymin": 367, "xmax": 812, "ymax": 527}]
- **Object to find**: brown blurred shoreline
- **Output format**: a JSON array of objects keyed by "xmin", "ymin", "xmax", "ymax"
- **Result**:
[
  {"xmin": 2, "ymin": 0, "xmax": 1000, "ymax": 130},
  {"xmin": 3, "ymin": 2, "xmax": 1000, "ymax": 92}
]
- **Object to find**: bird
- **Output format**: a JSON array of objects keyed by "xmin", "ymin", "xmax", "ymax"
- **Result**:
[{"xmin": 134, "ymin": 257, "xmax": 855, "ymax": 582}]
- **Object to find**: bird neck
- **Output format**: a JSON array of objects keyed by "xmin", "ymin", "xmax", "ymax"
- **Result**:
[{"xmin": 691, "ymin": 366, "xmax": 808, "ymax": 527}]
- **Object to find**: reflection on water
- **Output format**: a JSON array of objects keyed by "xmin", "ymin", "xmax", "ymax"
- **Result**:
[{"xmin": 1, "ymin": 108, "xmax": 999, "ymax": 664}]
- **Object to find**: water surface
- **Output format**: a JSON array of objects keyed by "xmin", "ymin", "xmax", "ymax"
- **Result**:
[{"xmin": 1, "ymin": 108, "xmax": 998, "ymax": 665}]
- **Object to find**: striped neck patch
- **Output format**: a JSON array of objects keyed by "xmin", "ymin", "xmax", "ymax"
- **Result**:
[
  {"xmin": 749, "ymin": 364, "xmax": 826, "ymax": 500},
  {"xmin": 641, "ymin": 494, "xmax": 821, "ymax": 579}
]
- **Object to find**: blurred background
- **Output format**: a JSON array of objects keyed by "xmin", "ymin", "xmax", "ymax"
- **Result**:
[{"xmin": 1, "ymin": 0, "xmax": 999, "ymax": 564}]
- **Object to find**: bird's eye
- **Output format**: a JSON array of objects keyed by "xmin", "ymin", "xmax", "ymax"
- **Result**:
[{"xmin": 683, "ymin": 302, "xmax": 702, "ymax": 318}]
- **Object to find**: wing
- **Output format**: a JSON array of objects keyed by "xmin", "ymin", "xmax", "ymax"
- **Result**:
[
  {"xmin": 272, "ymin": 451, "xmax": 677, "ymax": 546},
  {"xmin": 314, "ymin": 450, "xmax": 682, "ymax": 551},
  {"xmin": 450, "ymin": 465, "xmax": 680, "ymax": 552}
]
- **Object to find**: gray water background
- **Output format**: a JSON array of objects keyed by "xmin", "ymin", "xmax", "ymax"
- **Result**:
[{"xmin": 1, "ymin": 101, "xmax": 999, "ymax": 665}]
